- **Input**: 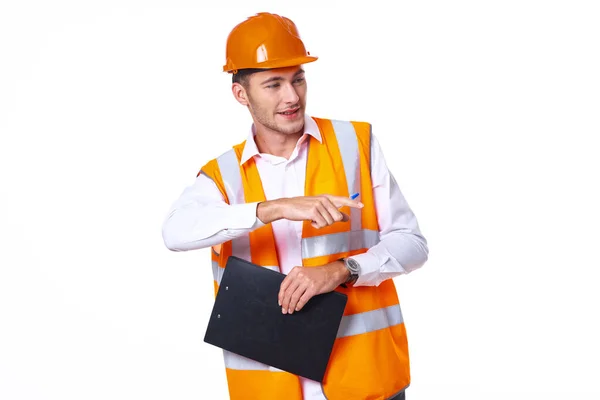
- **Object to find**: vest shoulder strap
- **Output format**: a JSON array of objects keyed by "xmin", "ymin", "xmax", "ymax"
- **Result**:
[{"xmin": 197, "ymin": 141, "xmax": 245, "ymax": 205}]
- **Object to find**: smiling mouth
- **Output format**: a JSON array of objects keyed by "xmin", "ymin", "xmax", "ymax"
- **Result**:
[{"xmin": 277, "ymin": 107, "xmax": 300, "ymax": 116}]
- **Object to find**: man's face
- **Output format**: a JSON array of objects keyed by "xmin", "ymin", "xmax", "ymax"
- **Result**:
[{"xmin": 242, "ymin": 66, "xmax": 307, "ymax": 136}]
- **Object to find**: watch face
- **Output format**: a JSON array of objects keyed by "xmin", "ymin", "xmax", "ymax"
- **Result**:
[{"xmin": 346, "ymin": 258, "xmax": 360, "ymax": 274}]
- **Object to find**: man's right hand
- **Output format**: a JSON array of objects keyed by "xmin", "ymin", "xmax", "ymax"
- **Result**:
[{"xmin": 256, "ymin": 195, "xmax": 363, "ymax": 229}]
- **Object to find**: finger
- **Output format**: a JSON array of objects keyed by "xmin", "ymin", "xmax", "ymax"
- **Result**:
[
  {"xmin": 340, "ymin": 212, "xmax": 350, "ymax": 222},
  {"xmin": 287, "ymin": 284, "xmax": 309, "ymax": 314},
  {"xmin": 310, "ymin": 205, "xmax": 328, "ymax": 228},
  {"xmin": 278, "ymin": 268, "xmax": 297, "ymax": 306},
  {"xmin": 316, "ymin": 202, "xmax": 334, "ymax": 226},
  {"xmin": 321, "ymin": 197, "xmax": 345, "ymax": 223},
  {"xmin": 295, "ymin": 287, "xmax": 316, "ymax": 312},
  {"xmin": 326, "ymin": 195, "xmax": 364, "ymax": 209},
  {"xmin": 280, "ymin": 278, "xmax": 302, "ymax": 314}
]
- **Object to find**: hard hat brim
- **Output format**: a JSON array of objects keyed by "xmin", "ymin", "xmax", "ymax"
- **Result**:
[{"xmin": 224, "ymin": 55, "xmax": 318, "ymax": 73}]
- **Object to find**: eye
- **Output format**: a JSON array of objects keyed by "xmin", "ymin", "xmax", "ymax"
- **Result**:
[
  {"xmin": 266, "ymin": 83, "xmax": 280, "ymax": 89},
  {"xmin": 294, "ymin": 77, "xmax": 305, "ymax": 84}
]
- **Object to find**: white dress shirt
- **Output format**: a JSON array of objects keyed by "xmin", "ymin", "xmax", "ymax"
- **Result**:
[{"xmin": 162, "ymin": 115, "xmax": 428, "ymax": 400}]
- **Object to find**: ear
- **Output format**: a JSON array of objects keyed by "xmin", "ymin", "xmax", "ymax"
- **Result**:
[{"xmin": 232, "ymin": 83, "xmax": 249, "ymax": 106}]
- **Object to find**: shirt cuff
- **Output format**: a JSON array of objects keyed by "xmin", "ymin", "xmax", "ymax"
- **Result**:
[
  {"xmin": 349, "ymin": 251, "xmax": 401, "ymax": 287},
  {"xmin": 349, "ymin": 252, "xmax": 378, "ymax": 286},
  {"xmin": 223, "ymin": 202, "xmax": 265, "ymax": 236}
]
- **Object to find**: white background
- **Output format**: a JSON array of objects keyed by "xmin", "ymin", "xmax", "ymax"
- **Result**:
[{"xmin": 1, "ymin": 1, "xmax": 599, "ymax": 399}]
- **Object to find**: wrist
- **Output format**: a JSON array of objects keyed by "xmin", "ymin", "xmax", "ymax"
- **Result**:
[
  {"xmin": 340, "ymin": 257, "xmax": 360, "ymax": 285},
  {"xmin": 256, "ymin": 199, "xmax": 283, "ymax": 224},
  {"xmin": 332, "ymin": 260, "xmax": 351, "ymax": 285}
]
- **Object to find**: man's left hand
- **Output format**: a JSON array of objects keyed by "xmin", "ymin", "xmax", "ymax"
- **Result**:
[{"xmin": 278, "ymin": 261, "xmax": 349, "ymax": 314}]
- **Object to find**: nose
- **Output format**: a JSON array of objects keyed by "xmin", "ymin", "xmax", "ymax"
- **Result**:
[{"xmin": 281, "ymin": 82, "xmax": 300, "ymax": 105}]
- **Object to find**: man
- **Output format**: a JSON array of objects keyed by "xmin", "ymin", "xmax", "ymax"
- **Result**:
[{"xmin": 162, "ymin": 12, "xmax": 428, "ymax": 400}]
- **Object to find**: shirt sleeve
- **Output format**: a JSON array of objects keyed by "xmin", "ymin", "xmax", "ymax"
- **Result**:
[
  {"xmin": 161, "ymin": 173, "xmax": 266, "ymax": 251},
  {"xmin": 350, "ymin": 134, "xmax": 429, "ymax": 286}
]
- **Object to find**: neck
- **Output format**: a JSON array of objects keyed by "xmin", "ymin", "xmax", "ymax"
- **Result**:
[{"xmin": 253, "ymin": 126, "xmax": 304, "ymax": 159}]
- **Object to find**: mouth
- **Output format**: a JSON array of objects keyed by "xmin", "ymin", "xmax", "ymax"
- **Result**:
[{"xmin": 277, "ymin": 107, "xmax": 301, "ymax": 117}]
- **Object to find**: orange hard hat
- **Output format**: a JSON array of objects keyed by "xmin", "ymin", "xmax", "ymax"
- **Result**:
[{"xmin": 223, "ymin": 12, "xmax": 318, "ymax": 73}]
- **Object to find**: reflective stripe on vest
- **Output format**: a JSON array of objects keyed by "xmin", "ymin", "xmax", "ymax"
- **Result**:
[
  {"xmin": 301, "ymin": 229, "xmax": 380, "ymax": 259},
  {"xmin": 224, "ymin": 350, "xmax": 285, "ymax": 372},
  {"xmin": 216, "ymin": 150, "xmax": 251, "ymax": 262},
  {"xmin": 212, "ymin": 260, "xmax": 278, "ymax": 285},
  {"xmin": 331, "ymin": 120, "xmax": 361, "ymax": 231},
  {"xmin": 337, "ymin": 304, "xmax": 404, "ymax": 338}
]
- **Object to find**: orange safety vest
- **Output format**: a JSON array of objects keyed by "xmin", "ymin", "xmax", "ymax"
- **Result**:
[{"xmin": 200, "ymin": 117, "xmax": 410, "ymax": 400}]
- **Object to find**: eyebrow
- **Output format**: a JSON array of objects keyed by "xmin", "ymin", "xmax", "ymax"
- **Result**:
[{"xmin": 260, "ymin": 68, "xmax": 305, "ymax": 85}]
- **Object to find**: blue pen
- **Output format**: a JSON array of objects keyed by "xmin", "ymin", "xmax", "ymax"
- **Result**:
[{"xmin": 350, "ymin": 192, "xmax": 359, "ymax": 200}]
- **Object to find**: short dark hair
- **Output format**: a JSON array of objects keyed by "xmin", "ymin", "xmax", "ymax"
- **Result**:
[{"xmin": 232, "ymin": 68, "xmax": 269, "ymax": 87}]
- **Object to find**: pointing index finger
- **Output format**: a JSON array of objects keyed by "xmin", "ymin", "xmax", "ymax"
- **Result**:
[{"xmin": 326, "ymin": 195, "xmax": 363, "ymax": 209}]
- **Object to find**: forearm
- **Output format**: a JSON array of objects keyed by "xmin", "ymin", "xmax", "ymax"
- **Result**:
[
  {"xmin": 351, "ymin": 230, "xmax": 428, "ymax": 286},
  {"xmin": 256, "ymin": 199, "xmax": 283, "ymax": 225},
  {"xmin": 161, "ymin": 174, "xmax": 265, "ymax": 252},
  {"xmin": 329, "ymin": 260, "xmax": 351, "ymax": 285},
  {"xmin": 162, "ymin": 201, "xmax": 263, "ymax": 251}
]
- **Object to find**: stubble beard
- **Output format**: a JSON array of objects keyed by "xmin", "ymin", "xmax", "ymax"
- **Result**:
[{"xmin": 248, "ymin": 97, "xmax": 304, "ymax": 136}]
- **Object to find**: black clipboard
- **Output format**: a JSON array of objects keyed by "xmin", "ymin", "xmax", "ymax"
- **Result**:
[{"xmin": 203, "ymin": 256, "xmax": 348, "ymax": 382}]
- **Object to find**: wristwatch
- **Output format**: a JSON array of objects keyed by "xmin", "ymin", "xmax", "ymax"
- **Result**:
[{"xmin": 342, "ymin": 257, "xmax": 360, "ymax": 285}]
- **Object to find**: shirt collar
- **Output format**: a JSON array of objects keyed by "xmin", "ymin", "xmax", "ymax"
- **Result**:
[{"xmin": 239, "ymin": 114, "xmax": 322, "ymax": 165}]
